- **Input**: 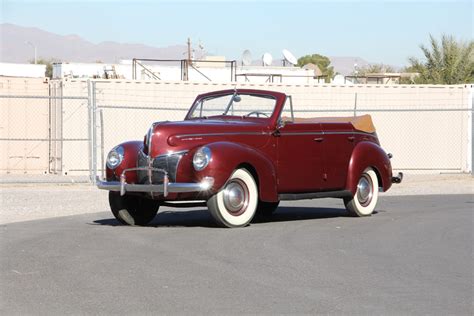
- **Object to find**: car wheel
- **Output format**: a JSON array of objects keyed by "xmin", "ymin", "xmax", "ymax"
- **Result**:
[
  {"xmin": 344, "ymin": 167, "xmax": 379, "ymax": 217},
  {"xmin": 257, "ymin": 200, "xmax": 280, "ymax": 216},
  {"xmin": 207, "ymin": 168, "xmax": 258, "ymax": 228},
  {"xmin": 109, "ymin": 191, "xmax": 159, "ymax": 226}
]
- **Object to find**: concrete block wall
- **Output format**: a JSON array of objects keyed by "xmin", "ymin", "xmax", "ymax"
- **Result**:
[
  {"xmin": 78, "ymin": 79, "xmax": 470, "ymax": 174},
  {"xmin": 0, "ymin": 77, "xmax": 50, "ymax": 173}
]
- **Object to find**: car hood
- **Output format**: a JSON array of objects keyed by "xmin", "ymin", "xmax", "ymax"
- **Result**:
[{"xmin": 148, "ymin": 119, "xmax": 271, "ymax": 156}]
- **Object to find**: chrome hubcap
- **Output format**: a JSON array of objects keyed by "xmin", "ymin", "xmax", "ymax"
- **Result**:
[
  {"xmin": 357, "ymin": 174, "xmax": 373, "ymax": 207},
  {"xmin": 223, "ymin": 179, "xmax": 249, "ymax": 216}
]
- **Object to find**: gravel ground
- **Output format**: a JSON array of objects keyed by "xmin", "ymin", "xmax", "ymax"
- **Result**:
[
  {"xmin": 0, "ymin": 173, "xmax": 472, "ymax": 225},
  {"xmin": 384, "ymin": 173, "xmax": 473, "ymax": 196}
]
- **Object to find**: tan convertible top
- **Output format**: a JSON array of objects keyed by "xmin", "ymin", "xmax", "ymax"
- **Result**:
[{"xmin": 283, "ymin": 114, "xmax": 376, "ymax": 134}]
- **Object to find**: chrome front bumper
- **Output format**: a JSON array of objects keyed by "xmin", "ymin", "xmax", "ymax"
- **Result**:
[{"xmin": 96, "ymin": 167, "xmax": 214, "ymax": 197}]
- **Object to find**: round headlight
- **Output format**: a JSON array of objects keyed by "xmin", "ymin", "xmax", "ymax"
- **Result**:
[
  {"xmin": 193, "ymin": 146, "xmax": 211, "ymax": 171},
  {"xmin": 106, "ymin": 146, "xmax": 124, "ymax": 169}
]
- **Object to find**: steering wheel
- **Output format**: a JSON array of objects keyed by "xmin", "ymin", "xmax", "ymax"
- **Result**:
[{"xmin": 245, "ymin": 111, "xmax": 269, "ymax": 118}]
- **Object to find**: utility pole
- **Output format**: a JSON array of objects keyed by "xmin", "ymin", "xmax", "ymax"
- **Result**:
[
  {"xmin": 25, "ymin": 41, "xmax": 37, "ymax": 64},
  {"xmin": 183, "ymin": 37, "xmax": 191, "ymax": 81}
]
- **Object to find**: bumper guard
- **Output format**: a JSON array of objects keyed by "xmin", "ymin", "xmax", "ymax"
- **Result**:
[{"xmin": 391, "ymin": 172, "xmax": 403, "ymax": 184}]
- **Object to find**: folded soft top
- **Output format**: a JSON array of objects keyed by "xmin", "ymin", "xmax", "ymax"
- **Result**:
[{"xmin": 283, "ymin": 114, "xmax": 376, "ymax": 134}]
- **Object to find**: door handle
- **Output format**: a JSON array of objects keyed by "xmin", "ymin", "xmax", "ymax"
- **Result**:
[
  {"xmin": 347, "ymin": 136, "xmax": 355, "ymax": 142},
  {"xmin": 313, "ymin": 137, "xmax": 324, "ymax": 142}
]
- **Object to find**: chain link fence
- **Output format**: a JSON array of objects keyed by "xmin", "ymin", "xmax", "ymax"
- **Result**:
[
  {"xmin": 93, "ymin": 81, "xmax": 473, "ymax": 176},
  {"xmin": 0, "ymin": 78, "xmax": 90, "ymax": 182},
  {"xmin": 0, "ymin": 77, "xmax": 472, "ymax": 183}
]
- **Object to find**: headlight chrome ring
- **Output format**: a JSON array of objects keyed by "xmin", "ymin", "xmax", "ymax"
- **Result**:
[
  {"xmin": 106, "ymin": 146, "xmax": 124, "ymax": 169},
  {"xmin": 193, "ymin": 146, "xmax": 212, "ymax": 171}
]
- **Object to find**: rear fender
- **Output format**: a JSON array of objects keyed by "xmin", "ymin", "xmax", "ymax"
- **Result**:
[
  {"xmin": 193, "ymin": 141, "xmax": 278, "ymax": 202},
  {"xmin": 346, "ymin": 141, "xmax": 393, "ymax": 194}
]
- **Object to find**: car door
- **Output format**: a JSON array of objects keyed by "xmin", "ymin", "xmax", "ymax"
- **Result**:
[
  {"xmin": 276, "ymin": 122, "xmax": 325, "ymax": 193},
  {"xmin": 320, "ymin": 122, "xmax": 355, "ymax": 190}
]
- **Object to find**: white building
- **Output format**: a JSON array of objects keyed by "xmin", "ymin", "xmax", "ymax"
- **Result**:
[
  {"xmin": 52, "ymin": 59, "xmax": 326, "ymax": 84},
  {"xmin": 0, "ymin": 62, "xmax": 47, "ymax": 78}
]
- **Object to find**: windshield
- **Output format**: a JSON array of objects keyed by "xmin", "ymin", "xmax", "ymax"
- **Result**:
[{"xmin": 188, "ymin": 93, "xmax": 277, "ymax": 119}]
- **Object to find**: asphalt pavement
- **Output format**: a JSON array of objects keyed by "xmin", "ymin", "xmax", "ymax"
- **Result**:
[{"xmin": 1, "ymin": 194, "xmax": 473, "ymax": 315}]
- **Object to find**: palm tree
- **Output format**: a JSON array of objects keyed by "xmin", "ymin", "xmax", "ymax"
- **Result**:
[{"xmin": 408, "ymin": 34, "xmax": 474, "ymax": 84}]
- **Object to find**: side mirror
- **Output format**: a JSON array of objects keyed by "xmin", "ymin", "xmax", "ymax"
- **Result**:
[{"xmin": 277, "ymin": 119, "xmax": 286, "ymax": 129}]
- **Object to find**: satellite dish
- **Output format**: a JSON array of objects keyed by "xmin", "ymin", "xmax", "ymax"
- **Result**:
[
  {"xmin": 242, "ymin": 50, "xmax": 252, "ymax": 66},
  {"xmin": 282, "ymin": 49, "xmax": 298, "ymax": 66},
  {"xmin": 262, "ymin": 53, "xmax": 273, "ymax": 66}
]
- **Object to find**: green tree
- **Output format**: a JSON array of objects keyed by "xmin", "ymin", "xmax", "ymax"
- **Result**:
[
  {"xmin": 297, "ymin": 53, "xmax": 334, "ymax": 82},
  {"xmin": 408, "ymin": 34, "xmax": 474, "ymax": 84},
  {"xmin": 355, "ymin": 63, "xmax": 395, "ymax": 75},
  {"xmin": 29, "ymin": 58, "xmax": 59, "ymax": 78}
]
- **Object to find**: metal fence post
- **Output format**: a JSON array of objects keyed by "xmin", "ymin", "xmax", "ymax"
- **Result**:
[
  {"xmin": 353, "ymin": 92, "xmax": 357, "ymax": 116},
  {"xmin": 59, "ymin": 80, "xmax": 64, "ymax": 175},
  {"xmin": 99, "ymin": 109, "xmax": 105, "ymax": 180},
  {"xmin": 87, "ymin": 80, "xmax": 93, "ymax": 183},
  {"xmin": 470, "ymin": 84, "xmax": 474, "ymax": 176},
  {"xmin": 92, "ymin": 81, "xmax": 98, "ymax": 184}
]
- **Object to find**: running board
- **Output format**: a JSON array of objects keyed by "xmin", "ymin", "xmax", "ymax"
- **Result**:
[{"xmin": 279, "ymin": 190, "xmax": 352, "ymax": 201}]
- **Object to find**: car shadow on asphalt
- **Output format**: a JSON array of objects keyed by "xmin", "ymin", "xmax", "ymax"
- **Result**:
[
  {"xmin": 254, "ymin": 206, "xmax": 351, "ymax": 224},
  {"xmin": 91, "ymin": 206, "xmax": 351, "ymax": 228}
]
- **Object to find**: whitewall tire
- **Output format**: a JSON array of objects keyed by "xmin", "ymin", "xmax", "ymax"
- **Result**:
[
  {"xmin": 207, "ymin": 168, "xmax": 258, "ymax": 228},
  {"xmin": 344, "ymin": 168, "xmax": 379, "ymax": 217}
]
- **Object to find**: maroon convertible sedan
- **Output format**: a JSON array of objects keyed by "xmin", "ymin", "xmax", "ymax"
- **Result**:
[{"xmin": 97, "ymin": 89, "xmax": 402, "ymax": 228}]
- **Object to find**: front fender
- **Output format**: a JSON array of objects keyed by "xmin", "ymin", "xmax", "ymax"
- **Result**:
[
  {"xmin": 180, "ymin": 142, "xmax": 278, "ymax": 202},
  {"xmin": 106, "ymin": 141, "xmax": 143, "ymax": 183},
  {"xmin": 346, "ymin": 141, "xmax": 393, "ymax": 194}
]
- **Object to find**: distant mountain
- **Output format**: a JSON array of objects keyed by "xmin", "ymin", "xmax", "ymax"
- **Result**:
[
  {"xmin": 0, "ymin": 23, "xmax": 188, "ymax": 63},
  {"xmin": 329, "ymin": 56, "xmax": 371, "ymax": 76},
  {"xmin": 1, "ymin": 23, "xmax": 388, "ymax": 75}
]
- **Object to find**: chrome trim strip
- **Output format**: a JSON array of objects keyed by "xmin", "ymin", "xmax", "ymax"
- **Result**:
[
  {"xmin": 154, "ymin": 150, "xmax": 189, "ymax": 158},
  {"xmin": 148, "ymin": 128, "xmax": 153, "ymax": 155},
  {"xmin": 175, "ymin": 132, "xmax": 271, "ymax": 138},
  {"xmin": 174, "ymin": 131, "xmax": 374, "ymax": 139},
  {"xmin": 279, "ymin": 132, "xmax": 324, "ymax": 136},
  {"xmin": 335, "ymin": 131, "xmax": 375, "ymax": 137},
  {"xmin": 279, "ymin": 131, "xmax": 375, "ymax": 137}
]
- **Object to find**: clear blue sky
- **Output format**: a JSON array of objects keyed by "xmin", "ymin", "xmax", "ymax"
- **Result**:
[{"xmin": 1, "ymin": 0, "xmax": 472, "ymax": 66}]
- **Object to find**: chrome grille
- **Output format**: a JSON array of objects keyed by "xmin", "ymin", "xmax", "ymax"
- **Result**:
[{"xmin": 137, "ymin": 150, "xmax": 186, "ymax": 184}]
